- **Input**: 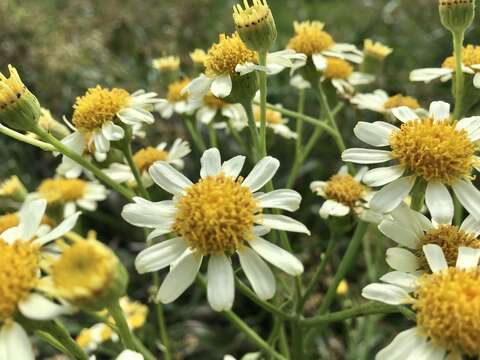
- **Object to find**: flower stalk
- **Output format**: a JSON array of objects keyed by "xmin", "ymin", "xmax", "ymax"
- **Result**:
[{"xmin": 108, "ymin": 299, "xmax": 138, "ymax": 351}]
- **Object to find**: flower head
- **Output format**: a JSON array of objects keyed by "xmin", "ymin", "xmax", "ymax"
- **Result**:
[
  {"xmin": 190, "ymin": 49, "xmax": 207, "ymax": 66},
  {"xmin": 363, "ymin": 39, "xmax": 393, "ymax": 60},
  {"xmin": 156, "ymin": 78, "xmax": 192, "ymax": 119},
  {"xmin": 152, "ymin": 56, "xmax": 180, "ymax": 72},
  {"xmin": 287, "ymin": 21, "xmax": 333, "ymax": 56},
  {"xmin": 439, "ymin": 0, "xmax": 475, "ymax": 34},
  {"xmin": 0, "ymin": 175, "xmax": 27, "ymax": 201},
  {"xmin": 37, "ymin": 107, "xmax": 70, "ymax": 139}
]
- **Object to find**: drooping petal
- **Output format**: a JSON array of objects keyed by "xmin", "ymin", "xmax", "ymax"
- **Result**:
[
  {"xmin": 312, "ymin": 53, "xmax": 327, "ymax": 71},
  {"xmin": 207, "ymin": 254, "xmax": 235, "ymax": 311},
  {"xmin": 211, "ymin": 74, "xmax": 232, "ymax": 98},
  {"xmin": 376, "ymin": 327, "xmax": 426, "ymax": 360},
  {"xmin": 19, "ymin": 294, "xmax": 70, "ymax": 320},
  {"xmin": 319, "ymin": 199, "xmax": 350, "ymax": 219},
  {"xmin": 35, "ymin": 212, "xmax": 81, "ymax": 246},
  {"xmin": 378, "ymin": 220, "xmax": 420, "ymax": 249},
  {"xmin": 0, "ymin": 322, "xmax": 34, "ymax": 360},
  {"xmin": 370, "ymin": 176, "xmax": 416, "ymax": 213},
  {"xmin": 242, "ymin": 157, "xmax": 280, "ymax": 192},
  {"xmin": 423, "ymin": 244, "xmax": 448, "ymax": 273},
  {"xmin": 425, "ymin": 181, "xmax": 453, "ymax": 225},
  {"xmin": 386, "ymin": 247, "xmax": 420, "ymax": 273},
  {"xmin": 452, "ymin": 179, "xmax": 480, "ymax": 221},
  {"xmin": 238, "ymin": 247, "xmax": 275, "ymax": 300},
  {"xmin": 135, "ymin": 238, "xmax": 188, "ymax": 274},
  {"xmin": 102, "ymin": 121, "xmax": 125, "ymax": 141}
]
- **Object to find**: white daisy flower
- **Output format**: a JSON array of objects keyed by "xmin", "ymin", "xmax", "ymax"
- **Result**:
[
  {"xmin": 410, "ymin": 44, "xmax": 480, "ymax": 88},
  {"xmin": 182, "ymin": 33, "xmax": 305, "ymax": 100},
  {"xmin": 0, "ymin": 199, "xmax": 80, "ymax": 360},
  {"xmin": 287, "ymin": 21, "xmax": 364, "ymax": 72},
  {"xmin": 104, "ymin": 139, "xmax": 191, "ymax": 188},
  {"xmin": 155, "ymin": 78, "xmax": 193, "ymax": 119},
  {"xmin": 122, "ymin": 148, "xmax": 309, "ymax": 311},
  {"xmin": 378, "ymin": 202, "xmax": 480, "ymax": 274},
  {"xmin": 35, "ymin": 178, "xmax": 108, "ymax": 217},
  {"xmin": 363, "ymin": 244, "xmax": 480, "ymax": 359},
  {"xmin": 187, "ymin": 93, "xmax": 246, "ymax": 126},
  {"xmin": 342, "ymin": 101, "xmax": 480, "ymax": 220}
]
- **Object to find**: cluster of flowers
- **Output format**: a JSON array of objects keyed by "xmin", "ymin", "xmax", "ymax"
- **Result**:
[{"xmin": 0, "ymin": 0, "xmax": 479, "ymax": 359}]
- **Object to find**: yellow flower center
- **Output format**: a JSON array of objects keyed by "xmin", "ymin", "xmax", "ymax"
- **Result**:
[
  {"xmin": 287, "ymin": 21, "xmax": 334, "ymax": 56},
  {"xmin": 414, "ymin": 268, "xmax": 480, "ymax": 356},
  {"xmin": 442, "ymin": 45, "xmax": 480, "ymax": 70},
  {"xmin": 0, "ymin": 240, "xmax": 40, "ymax": 321},
  {"xmin": 72, "ymin": 86, "xmax": 130, "ymax": 133},
  {"xmin": 51, "ymin": 240, "xmax": 117, "ymax": 303},
  {"xmin": 390, "ymin": 118, "xmax": 475, "ymax": 184},
  {"xmin": 0, "ymin": 65, "xmax": 28, "ymax": 110},
  {"xmin": 383, "ymin": 94, "xmax": 420, "ymax": 110},
  {"xmin": 152, "ymin": 56, "xmax": 180, "ymax": 71},
  {"xmin": 363, "ymin": 39, "xmax": 393, "ymax": 60},
  {"xmin": 324, "ymin": 174, "xmax": 365, "ymax": 207},
  {"xmin": 166, "ymin": 78, "xmax": 191, "ymax": 103},
  {"xmin": 204, "ymin": 33, "xmax": 258, "ymax": 77},
  {"xmin": 172, "ymin": 173, "xmax": 259, "ymax": 255},
  {"xmin": 324, "ymin": 58, "xmax": 353, "ymax": 80},
  {"xmin": 190, "ymin": 49, "xmax": 207, "ymax": 65},
  {"xmin": 133, "ymin": 147, "xmax": 169, "ymax": 173},
  {"xmin": 203, "ymin": 94, "xmax": 225, "ymax": 109},
  {"xmin": 37, "ymin": 178, "xmax": 88, "ymax": 205},
  {"xmin": 0, "ymin": 176, "xmax": 24, "ymax": 197},
  {"xmin": 418, "ymin": 225, "xmax": 480, "ymax": 268},
  {"xmin": 253, "ymin": 106, "xmax": 283, "ymax": 125},
  {"xmin": 0, "ymin": 213, "xmax": 19, "ymax": 234},
  {"xmin": 233, "ymin": 0, "xmax": 272, "ymax": 29}
]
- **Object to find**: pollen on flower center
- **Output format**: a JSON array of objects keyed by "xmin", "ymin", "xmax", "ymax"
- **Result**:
[
  {"xmin": 418, "ymin": 225, "xmax": 480, "ymax": 268},
  {"xmin": 287, "ymin": 21, "xmax": 334, "ymax": 56},
  {"xmin": 204, "ymin": 33, "xmax": 258, "ymax": 77},
  {"xmin": 442, "ymin": 45, "xmax": 480, "ymax": 70},
  {"xmin": 172, "ymin": 173, "xmax": 259, "ymax": 255},
  {"xmin": 389, "ymin": 118, "xmax": 475, "ymax": 184},
  {"xmin": 253, "ymin": 106, "xmax": 283, "ymax": 124},
  {"xmin": 324, "ymin": 174, "xmax": 365, "ymax": 207},
  {"xmin": 414, "ymin": 268, "xmax": 480, "ymax": 356},
  {"xmin": 166, "ymin": 78, "xmax": 191, "ymax": 103},
  {"xmin": 383, "ymin": 94, "xmax": 420, "ymax": 110},
  {"xmin": 38, "ymin": 178, "xmax": 87, "ymax": 205},
  {"xmin": 203, "ymin": 94, "xmax": 225, "ymax": 109},
  {"xmin": 0, "ymin": 65, "xmax": 28, "ymax": 110},
  {"xmin": 0, "ymin": 240, "xmax": 40, "ymax": 321},
  {"xmin": 0, "ymin": 213, "xmax": 19, "ymax": 234},
  {"xmin": 133, "ymin": 147, "xmax": 169, "ymax": 173},
  {"xmin": 72, "ymin": 86, "xmax": 130, "ymax": 133},
  {"xmin": 324, "ymin": 58, "xmax": 353, "ymax": 80}
]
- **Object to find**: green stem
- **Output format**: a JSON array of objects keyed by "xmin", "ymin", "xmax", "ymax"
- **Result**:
[
  {"xmin": 453, "ymin": 30, "xmax": 465, "ymax": 120},
  {"xmin": 0, "ymin": 124, "xmax": 55, "ymax": 151},
  {"xmin": 153, "ymin": 272, "xmax": 172, "ymax": 360},
  {"xmin": 33, "ymin": 125, "xmax": 134, "ymax": 200},
  {"xmin": 453, "ymin": 194, "xmax": 463, "ymax": 226},
  {"xmin": 108, "ymin": 300, "xmax": 137, "ymax": 350},
  {"xmin": 207, "ymin": 121, "xmax": 218, "ymax": 148},
  {"xmin": 295, "ymin": 89, "xmax": 306, "ymax": 158},
  {"xmin": 278, "ymin": 325, "xmax": 291, "ymax": 359},
  {"xmin": 258, "ymin": 51, "xmax": 268, "ymax": 157},
  {"xmin": 185, "ymin": 117, "xmax": 206, "ymax": 152},
  {"xmin": 410, "ymin": 179, "xmax": 426, "ymax": 212},
  {"xmin": 38, "ymin": 320, "xmax": 89, "ymax": 360},
  {"xmin": 227, "ymin": 120, "xmax": 252, "ymax": 158},
  {"xmin": 242, "ymin": 100, "xmax": 261, "ymax": 161}
]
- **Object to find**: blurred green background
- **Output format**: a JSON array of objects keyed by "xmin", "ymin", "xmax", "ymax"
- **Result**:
[{"xmin": 1, "ymin": 0, "xmax": 479, "ymax": 359}]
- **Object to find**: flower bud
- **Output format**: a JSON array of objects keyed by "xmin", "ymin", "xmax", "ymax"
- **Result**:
[
  {"xmin": 0, "ymin": 65, "xmax": 41, "ymax": 132},
  {"xmin": 439, "ymin": 0, "xmax": 475, "ymax": 34},
  {"xmin": 224, "ymin": 71, "xmax": 258, "ymax": 104},
  {"xmin": 233, "ymin": 0, "xmax": 277, "ymax": 53},
  {"xmin": 37, "ymin": 108, "xmax": 70, "ymax": 139}
]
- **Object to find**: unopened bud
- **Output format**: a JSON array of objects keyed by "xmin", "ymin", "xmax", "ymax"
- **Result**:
[{"xmin": 439, "ymin": 0, "xmax": 475, "ymax": 34}]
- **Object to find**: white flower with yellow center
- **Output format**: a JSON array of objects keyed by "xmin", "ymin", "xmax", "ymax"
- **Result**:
[
  {"xmin": 152, "ymin": 55, "xmax": 180, "ymax": 72},
  {"xmin": 155, "ymin": 78, "xmax": 193, "ymax": 119},
  {"xmin": 61, "ymin": 86, "xmax": 160, "ymax": 163},
  {"xmin": 104, "ymin": 139, "xmax": 191, "ymax": 187},
  {"xmin": 188, "ymin": 93, "xmax": 246, "ymax": 125},
  {"xmin": 183, "ymin": 33, "xmax": 306, "ymax": 100},
  {"xmin": 122, "ymin": 148, "xmax": 308, "ymax": 311},
  {"xmin": 363, "ymin": 244, "xmax": 480, "ymax": 359},
  {"xmin": 342, "ymin": 101, "xmax": 480, "ymax": 220},
  {"xmin": 351, "ymin": 90, "xmax": 423, "ymax": 118},
  {"xmin": 0, "ymin": 199, "xmax": 79, "ymax": 360},
  {"xmin": 287, "ymin": 21, "xmax": 364, "ymax": 71},
  {"xmin": 410, "ymin": 44, "xmax": 480, "ymax": 88},
  {"xmin": 36, "ymin": 178, "xmax": 108, "ymax": 217},
  {"xmin": 363, "ymin": 39, "xmax": 393, "ymax": 60}
]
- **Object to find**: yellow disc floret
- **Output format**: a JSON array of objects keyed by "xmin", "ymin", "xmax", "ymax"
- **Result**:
[
  {"xmin": 166, "ymin": 78, "xmax": 191, "ymax": 103},
  {"xmin": 72, "ymin": 86, "xmax": 130, "ymax": 133},
  {"xmin": 287, "ymin": 21, "xmax": 334, "ymax": 56},
  {"xmin": 384, "ymin": 94, "xmax": 421, "ymax": 110},
  {"xmin": 233, "ymin": 0, "xmax": 272, "ymax": 29},
  {"xmin": 253, "ymin": 106, "xmax": 283, "ymax": 125},
  {"xmin": 204, "ymin": 33, "xmax": 258, "ymax": 77},
  {"xmin": 37, "ymin": 178, "xmax": 87, "ymax": 205},
  {"xmin": 0, "ymin": 65, "xmax": 28, "ymax": 111},
  {"xmin": 443, "ymin": 45, "xmax": 480, "ymax": 70},
  {"xmin": 363, "ymin": 39, "xmax": 393, "ymax": 60},
  {"xmin": 324, "ymin": 58, "xmax": 353, "ymax": 80},
  {"xmin": 324, "ymin": 174, "xmax": 365, "ymax": 207},
  {"xmin": 0, "ymin": 240, "xmax": 40, "ymax": 321},
  {"xmin": 414, "ymin": 267, "xmax": 480, "ymax": 356},
  {"xmin": 152, "ymin": 56, "xmax": 180, "ymax": 72},
  {"xmin": 0, "ymin": 213, "xmax": 19, "ymax": 234},
  {"xmin": 172, "ymin": 173, "xmax": 259, "ymax": 255},
  {"xmin": 390, "ymin": 118, "xmax": 475, "ymax": 184},
  {"xmin": 190, "ymin": 49, "xmax": 208, "ymax": 65},
  {"xmin": 133, "ymin": 147, "xmax": 169, "ymax": 173}
]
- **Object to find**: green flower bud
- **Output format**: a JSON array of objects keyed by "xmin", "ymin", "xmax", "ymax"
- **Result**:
[
  {"xmin": 439, "ymin": 0, "xmax": 475, "ymax": 34},
  {"xmin": 224, "ymin": 72, "xmax": 258, "ymax": 104}
]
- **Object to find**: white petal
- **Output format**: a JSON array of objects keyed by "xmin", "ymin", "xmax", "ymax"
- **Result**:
[
  {"xmin": 390, "ymin": 202, "xmax": 433, "ymax": 237},
  {"xmin": 378, "ymin": 220, "xmax": 420, "ymax": 249},
  {"xmin": 207, "ymin": 254, "xmax": 235, "ymax": 311},
  {"xmin": 409, "ymin": 67, "xmax": 452, "ymax": 82},
  {"xmin": 200, "ymin": 148, "xmax": 222, "ymax": 178},
  {"xmin": 146, "ymin": 224, "xmax": 174, "ymax": 241},
  {"xmin": 258, "ymin": 214, "xmax": 310, "ymax": 235},
  {"xmin": 35, "ymin": 212, "xmax": 81, "ymax": 246},
  {"xmin": 474, "ymin": 73, "xmax": 480, "ymax": 88},
  {"xmin": 211, "ymin": 74, "xmax": 232, "ymax": 98},
  {"xmin": 19, "ymin": 199, "xmax": 47, "ymax": 241},
  {"xmin": 149, "ymin": 162, "xmax": 193, "ymax": 195},
  {"xmin": 361, "ymin": 283, "xmax": 411, "ymax": 305},
  {"xmin": 452, "ymin": 179, "xmax": 480, "ymax": 221},
  {"xmin": 102, "ymin": 122, "xmax": 125, "ymax": 141},
  {"xmin": 157, "ymin": 252, "xmax": 202, "ymax": 303},
  {"xmin": 456, "ymin": 116, "xmax": 480, "ymax": 141},
  {"xmin": 116, "ymin": 350, "xmax": 144, "ymax": 360},
  {"xmin": 0, "ymin": 322, "xmax": 34, "ymax": 360},
  {"xmin": 353, "ymin": 122, "xmax": 393, "ymax": 147},
  {"xmin": 460, "ymin": 214, "xmax": 480, "ymax": 236},
  {"xmin": 196, "ymin": 106, "xmax": 217, "ymax": 124},
  {"xmin": 256, "ymin": 190, "xmax": 301, "ymax": 212},
  {"xmin": 135, "ymin": 238, "xmax": 188, "ymax": 274},
  {"xmin": 249, "ymin": 236, "xmax": 304, "ymax": 276},
  {"xmin": 386, "ymin": 247, "xmax": 420, "ymax": 273},
  {"xmin": 423, "ymin": 244, "xmax": 448, "ymax": 273},
  {"xmin": 455, "ymin": 246, "xmax": 480, "ymax": 269},
  {"xmin": 222, "ymin": 156, "xmax": 246, "ymax": 178},
  {"xmin": 319, "ymin": 199, "xmax": 350, "ymax": 219},
  {"xmin": 19, "ymin": 294, "xmax": 69, "ymax": 320},
  {"xmin": 121, "ymin": 198, "xmax": 175, "ymax": 228},
  {"xmin": 242, "ymin": 157, "xmax": 280, "ymax": 192},
  {"xmin": 376, "ymin": 327, "xmax": 425, "ymax": 360},
  {"xmin": 370, "ymin": 176, "xmax": 416, "ymax": 213},
  {"xmin": 312, "ymin": 53, "xmax": 327, "ymax": 71},
  {"xmin": 428, "ymin": 101, "xmax": 450, "ymax": 122},
  {"xmin": 341, "ymin": 148, "xmax": 393, "ymax": 164},
  {"xmin": 93, "ymin": 131, "xmax": 110, "ymax": 153},
  {"xmin": 182, "ymin": 74, "xmax": 212, "ymax": 97},
  {"xmin": 406, "ymin": 341, "xmax": 446, "ymax": 360},
  {"xmin": 391, "ymin": 106, "xmax": 420, "ymax": 123},
  {"xmin": 380, "ymin": 271, "xmax": 418, "ymax": 292},
  {"xmin": 425, "ymin": 181, "xmax": 453, "ymax": 225},
  {"xmin": 238, "ymin": 247, "xmax": 275, "ymax": 300},
  {"xmin": 362, "ymin": 166, "xmax": 405, "ymax": 187}
]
